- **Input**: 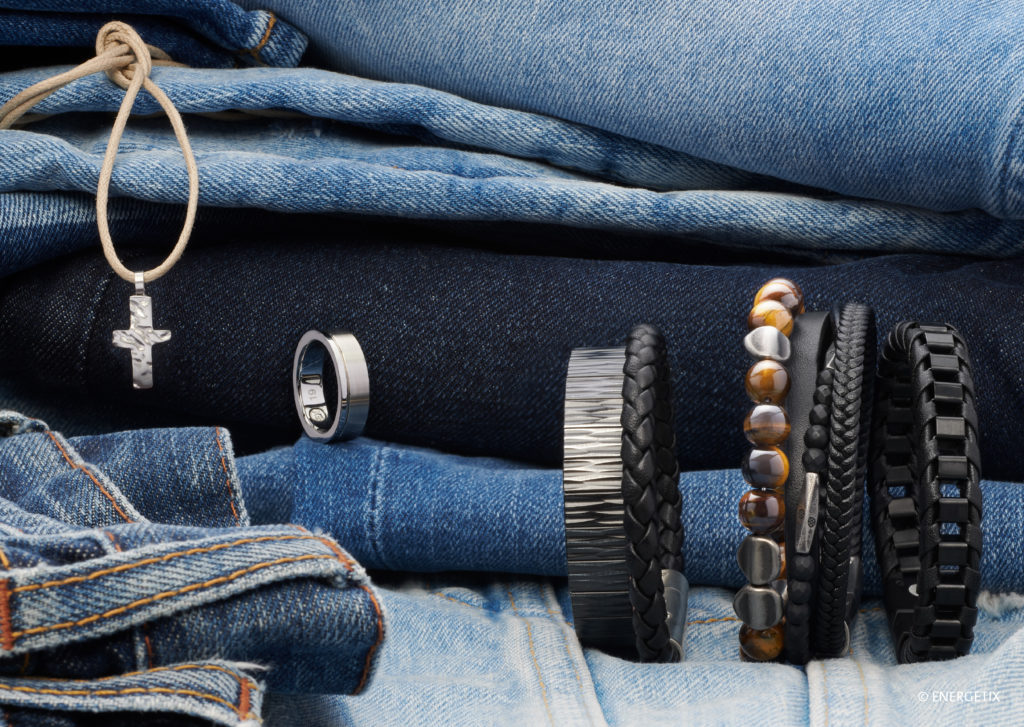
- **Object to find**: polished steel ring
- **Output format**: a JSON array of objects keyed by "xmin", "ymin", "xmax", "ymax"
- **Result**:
[{"xmin": 292, "ymin": 330, "xmax": 370, "ymax": 442}]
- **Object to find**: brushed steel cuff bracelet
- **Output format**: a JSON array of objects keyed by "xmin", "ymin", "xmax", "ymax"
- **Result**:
[{"xmin": 293, "ymin": 330, "xmax": 370, "ymax": 443}]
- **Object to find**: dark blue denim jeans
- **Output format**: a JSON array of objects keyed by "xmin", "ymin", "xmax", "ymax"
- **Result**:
[{"xmin": 2, "ymin": 234, "xmax": 1021, "ymax": 479}]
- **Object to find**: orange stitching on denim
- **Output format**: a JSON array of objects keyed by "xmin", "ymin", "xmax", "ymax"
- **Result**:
[
  {"xmin": 246, "ymin": 12, "xmax": 277, "ymax": 62},
  {"xmin": 238, "ymin": 677, "xmax": 251, "ymax": 718},
  {"xmin": 50, "ymin": 663, "xmax": 260, "ymax": 686},
  {"xmin": 13, "ymin": 534, "xmax": 319, "ymax": 594},
  {"xmin": 214, "ymin": 427, "xmax": 240, "ymax": 523},
  {"xmin": 314, "ymin": 537, "xmax": 384, "ymax": 696},
  {"xmin": 509, "ymin": 590, "xmax": 554, "ymax": 726},
  {"xmin": 0, "ymin": 682, "xmax": 246, "ymax": 716},
  {"xmin": 143, "ymin": 632, "xmax": 155, "ymax": 668},
  {"xmin": 11, "ymin": 554, "xmax": 335, "ymax": 641},
  {"xmin": 45, "ymin": 432, "xmax": 132, "ymax": 523},
  {"xmin": 102, "ymin": 531, "xmax": 123, "ymax": 552},
  {"xmin": 0, "ymin": 580, "xmax": 12, "ymax": 651},
  {"xmin": 546, "ymin": 606, "xmax": 597, "ymax": 727},
  {"xmin": 0, "ymin": 548, "xmax": 10, "ymax": 570},
  {"xmin": 686, "ymin": 616, "xmax": 739, "ymax": 626},
  {"xmin": 853, "ymin": 657, "xmax": 869, "ymax": 725},
  {"xmin": 354, "ymin": 585, "xmax": 384, "ymax": 695}
]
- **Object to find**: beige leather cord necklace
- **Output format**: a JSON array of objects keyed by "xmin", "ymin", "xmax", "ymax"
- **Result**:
[{"xmin": 0, "ymin": 21, "xmax": 198, "ymax": 389}]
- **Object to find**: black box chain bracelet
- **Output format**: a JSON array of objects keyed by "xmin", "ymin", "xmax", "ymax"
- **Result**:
[{"xmin": 869, "ymin": 322, "xmax": 982, "ymax": 663}]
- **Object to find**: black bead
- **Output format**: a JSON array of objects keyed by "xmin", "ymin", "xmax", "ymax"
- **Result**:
[
  {"xmin": 813, "ymin": 384, "xmax": 832, "ymax": 406},
  {"xmin": 803, "ymin": 447, "xmax": 827, "ymax": 472},
  {"xmin": 804, "ymin": 424, "xmax": 829, "ymax": 449},
  {"xmin": 809, "ymin": 403, "xmax": 830, "ymax": 426},
  {"xmin": 789, "ymin": 579, "xmax": 813, "ymax": 605},
  {"xmin": 791, "ymin": 554, "xmax": 816, "ymax": 580},
  {"xmin": 787, "ymin": 602, "xmax": 811, "ymax": 626},
  {"xmin": 816, "ymin": 369, "xmax": 834, "ymax": 387}
]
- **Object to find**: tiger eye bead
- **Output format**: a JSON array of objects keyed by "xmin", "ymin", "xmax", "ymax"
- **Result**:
[
  {"xmin": 738, "ymin": 488, "xmax": 785, "ymax": 533},
  {"xmin": 744, "ymin": 404, "xmax": 790, "ymax": 446},
  {"xmin": 745, "ymin": 360, "xmax": 790, "ymax": 404},
  {"xmin": 753, "ymin": 278, "xmax": 805, "ymax": 315},
  {"xmin": 748, "ymin": 300, "xmax": 794, "ymax": 336},
  {"xmin": 742, "ymin": 447, "xmax": 789, "ymax": 489},
  {"xmin": 739, "ymin": 623, "xmax": 785, "ymax": 661}
]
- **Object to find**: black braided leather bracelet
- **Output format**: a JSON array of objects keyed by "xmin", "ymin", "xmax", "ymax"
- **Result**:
[
  {"xmin": 621, "ymin": 324, "xmax": 686, "ymax": 662},
  {"xmin": 814, "ymin": 302, "xmax": 875, "ymax": 658},
  {"xmin": 869, "ymin": 322, "xmax": 982, "ymax": 663}
]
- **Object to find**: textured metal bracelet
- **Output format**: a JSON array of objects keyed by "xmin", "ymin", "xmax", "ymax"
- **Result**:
[
  {"xmin": 563, "ymin": 341, "xmax": 687, "ymax": 660},
  {"xmin": 869, "ymin": 321, "xmax": 982, "ymax": 663}
]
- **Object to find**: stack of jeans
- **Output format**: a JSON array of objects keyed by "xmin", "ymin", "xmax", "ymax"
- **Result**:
[{"xmin": 1, "ymin": 1, "xmax": 1024, "ymax": 724}]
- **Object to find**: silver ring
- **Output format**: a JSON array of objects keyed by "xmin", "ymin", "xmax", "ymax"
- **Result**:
[{"xmin": 292, "ymin": 330, "xmax": 370, "ymax": 442}]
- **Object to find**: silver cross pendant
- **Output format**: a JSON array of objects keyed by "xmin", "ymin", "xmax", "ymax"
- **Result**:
[{"xmin": 112, "ymin": 272, "xmax": 171, "ymax": 390}]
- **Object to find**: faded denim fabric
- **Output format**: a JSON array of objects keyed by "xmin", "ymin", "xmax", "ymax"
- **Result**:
[
  {"xmin": 2, "ymin": 64, "xmax": 1024, "ymax": 278},
  {"xmin": 238, "ymin": 0, "xmax": 1024, "ymax": 219},
  {"xmin": 0, "ymin": 0, "xmax": 307, "ymax": 67},
  {"xmin": 0, "ymin": 411, "xmax": 383, "ymax": 725}
]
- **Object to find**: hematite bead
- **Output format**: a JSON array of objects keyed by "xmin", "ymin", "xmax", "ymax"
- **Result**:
[
  {"xmin": 733, "ymin": 585, "xmax": 784, "ymax": 630},
  {"xmin": 742, "ymin": 447, "xmax": 789, "ymax": 489},
  {"xmin": 737, "ymin": 535, "xmax": 782, "ymax": 585},
  {"xmin": 804, "ymin": 424, "xmax": 829, "ymax": 449},
  {"xmin": 748, "ymin": 300, "xmax": 794, "ymax": 337},
  {"xmin": 803, "ymin": 448, "xmax": 827, "ymax": 472},
  {"xmin": 739, "ymin": 489, "xmax": 785, "ymax": 534},
  {"xmin": 745, "ymin": 360, "xmax": 791, "ymax": 404},
  {"xmin": 739, "ymin": 623, "xmax": 785, "ymax": 661},
  {"xmin": 743, "ymin": 326, "xmax": 791, "ymax": 362},
  {"xmin": 753, "ymin": 278, "xmax": 805, "ymax": 316},
  {"xmin": 744, "ymin": 404, "xmax": 790, "ymax": 446}
]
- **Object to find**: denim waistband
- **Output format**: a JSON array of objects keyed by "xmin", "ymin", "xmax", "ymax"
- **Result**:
[
  {"xmin": 237, "ymin": 0, "xmax": 1024, "ymax": 220},
  {"xmin": 2, "ymin": 237, "xmax": 1021, "ymax": 480},
  {"xmin": 0, "ymin": 1, "xmax": 307, "ymax": 67}
]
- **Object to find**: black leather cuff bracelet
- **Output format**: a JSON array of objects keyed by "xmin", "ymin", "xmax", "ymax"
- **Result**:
[
  {"xmin": 869, "ymin": 322, "xmax": 982, "ymax": 663},
  {"xmin": 563, "ymin": 327, "xmax": 687, "ymax": 662}
]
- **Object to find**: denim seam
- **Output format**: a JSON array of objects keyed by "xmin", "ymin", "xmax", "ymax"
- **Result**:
[
  {"xmin": 507, "ymin": 589, "xmax": 554, "ymax": 726},
  {"xmin": 240, "ymin": 12, "xmax": 278, "ymax": 65},
  {"xmin": 368, "ymin": 446, "xmax": 387, "ymax": 569},
  {"xmin": 0, "ymin": 682, "xmax": 250, "ymax": 719},
  {"xmin": 12, "ymin": 534, "xmax": 323, "ymax": 594},
  {"xmin": 314, "ymin": 536, "xmax": 384, "ymax": 695},
  {"xmin": 76, "ymin": 269, "xmax": 113, "ymax": 386},
  {"xmin": 540, "ymin": 587, "xmax": 602, "ymax": 727},
  {"xmin": 9, "ymin": 553, "xmax": 338, "ymax": 642},
  {"xmin": 101, "ymin": 530, "xmax": 152, "ymax": 670},
  {"xmin": 45, "ymin": 431, "xmax": 134, "ymax": 523},
  {"xmin": 997, "ymin": 89, "xmax": 1024, "ymax": 217},
  {"xmin": 213, "ymin": 427, "xmax": 241, "ymax": 524}
]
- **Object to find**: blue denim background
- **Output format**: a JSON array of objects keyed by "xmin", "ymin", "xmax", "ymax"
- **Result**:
[
  {"xmin": 3, "ymin": 238, "xmax": 1022, "ymax": 480},
  {"xmin": 237, "ymin": 0, "xmax": 1024, "ymax": 219},
  {"xmin": 0, "ymin": 1, "xmax": 307, "ymax": 67},
  {"xmin": 0, "ymin": 411, "xmax": 383, "ymax": 724}
]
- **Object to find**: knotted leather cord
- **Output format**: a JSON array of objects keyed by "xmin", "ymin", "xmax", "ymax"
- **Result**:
[{"xmin": 0, "ymin": 21, "xmax": 197, "ymax": 284}]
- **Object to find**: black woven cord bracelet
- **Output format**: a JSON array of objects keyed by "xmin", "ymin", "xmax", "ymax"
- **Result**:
[
  {"xmin": 813, "ymin": 302, "xmax": 875, "ymax": 658},
  {"xmin": 621, "ymin": 324, "xmax": 687, "ymax": 662},
  {"xmin": 563, "ymin": 328, "xmax": 687, "ymax": 662},
  {"xmin": 868, "ymin": 322, "xmax": 982, "ymax": 663},
  {"xmin": 783, "ymin": 311, "xmax": 833, "ymax": 665}
]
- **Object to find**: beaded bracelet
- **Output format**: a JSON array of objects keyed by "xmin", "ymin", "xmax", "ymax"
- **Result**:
[{"xmin": 734, "ymin": 278, "xmax": 805, "ymax": 661}]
